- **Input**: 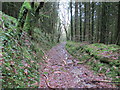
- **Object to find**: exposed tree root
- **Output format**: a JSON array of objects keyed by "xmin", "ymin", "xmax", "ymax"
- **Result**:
[
  {"xmin": 91, "ymin": 80, "xmax": 120, "ymax": 83},
  {"xmin": 43, "ymin": 74, "xmax": 54, "ymax": 89}
]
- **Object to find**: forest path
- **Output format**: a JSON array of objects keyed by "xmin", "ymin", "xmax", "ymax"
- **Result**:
[{"xmin": 39, "ymin": 42, "xmax": 114, "ymax": 88}]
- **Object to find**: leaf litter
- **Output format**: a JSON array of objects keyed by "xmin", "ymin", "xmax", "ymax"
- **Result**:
[{"xmin": 39, "ymin": 42, "xmax": 115, "ymax": 88}]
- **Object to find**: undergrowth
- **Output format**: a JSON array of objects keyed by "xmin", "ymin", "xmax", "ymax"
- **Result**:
[
  {"xmin": 66, "ymin": 41, "xmax": 120, "ymax": 87},
  {"xmin": 1, "ymin": 11, "xmax": 54, "ymax": 88}
]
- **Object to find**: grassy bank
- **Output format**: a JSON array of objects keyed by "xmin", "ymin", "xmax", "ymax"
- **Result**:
[
  {"xmin": 1, "ymin": 11, "xmax": 55, "ymax": 88},
  {"xmin": 66, "ymin": 41, "xmax": 120, "ymax": 87}
]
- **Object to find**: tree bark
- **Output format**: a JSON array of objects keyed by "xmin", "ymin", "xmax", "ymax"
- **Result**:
[
  {"xmin": 70, "ymin": 1, "xmax": 73, "ymax": 41},
  {"xmin": 100, "ymin": 2, "xmax": 106, "ymax": 43},
  {"xmin": 116, "ymin": 2, "xmax": 120, "ymax": 45},
  {"xmin": 83, "ymin": 3, "xmax": 86, "ymax": 41},
  {"xmin": 17, "ymin": 2, "xmax": 44, "ymax": 37},
  {"xmin": 79, "ymin": 2, "xmax": 82, "ymax": 42},
  {"xmin": 91, "ymin": 2, "xmax": 94, "ymax": 43}
]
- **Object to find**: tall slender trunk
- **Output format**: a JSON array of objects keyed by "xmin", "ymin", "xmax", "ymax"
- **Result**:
[
  {"xmin": 116, "ymin": 1, "xmax": 120, "ymax": 45},
  {"xmin": 70, "ymin": 2, "xmax": 73, "ymax": 41},
  {"xmin": 100, "ymin": 2, "xmax": 106, "ymax": 43},
  {"xmin": 91, "ymin": 2, "xmax": 94, "ymax": 43},
  {"xmin": 79, "ymin": 2, "xmax": 82, "ymax": 42},
  {"xmin": 97, "ymin": 4, "xmax": 101, "ymax": 42},
  {"xmin": 106, "ymin": 3, "xmax": 109, "ymax": 44},
  {"xmin": 75, "ymin": 1, "xmax": 79, "ymax": 42},
  {"xmin": 88, "ymin": 3, "xmax": 91, "ymax": 43},
  {"xmin": 83, "ymin": 3, "xmax": 86, "ymax": 41}
]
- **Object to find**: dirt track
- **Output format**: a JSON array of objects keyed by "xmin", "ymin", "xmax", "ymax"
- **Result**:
[{"xmin": 39, "ymin": 42, "xmax": 114, "ymax": 88}]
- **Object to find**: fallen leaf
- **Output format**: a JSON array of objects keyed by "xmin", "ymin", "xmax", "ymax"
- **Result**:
[
  {"xmin": 30, "ymin": 60, "xmax": 34, "ymax": 63},
  {"xmin": 27, "ymin": 77, "xmax": 31, "ymax": 79},
  {"xmin": 31, "ymin": 82, "xmax": 38, "ymax": 86},
  {"xmin": 10, "ymin": 61, "xmax": 15, "ymax": 65},
  {"xmin": 14, "ymin": 68, "xmax": 18, "ymax": 74},
  {"xmin": 24, "ymin": 69, "xmax": 28, "ymax": 75},
  {"xmin": 0, "ymin": 53, "xmax": 3, "ymax": 58},
  {"xmin": 63, "ymin": 60, "xmax": 67, "ymax": 65},
  {"xmin": 24, "ymin": 63, "xmax": 30, "ymax": 68},
  {"xmin": 54, "ymin": 71, "xmax": 63, "ymax": 74},
  {"xmin": 0, "ymin": 63, "xmax": 2, "ymax": 65},
  {"xmin": 98, "ymin": 73, "xmax": 104, "ymax": 76},
  {"xmin": 6, "ymin": 67, "xmax": 10, "ymax": 70}
]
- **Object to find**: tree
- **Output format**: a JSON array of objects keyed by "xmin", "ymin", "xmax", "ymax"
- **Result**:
[
  {"xmin": 79, "ymin": 2, "xmax": 82, "ymax": 42},
  {"xmin": 86, "ymin": 2, "xmax": 90, "ymax": 42},
  {"xmin": 116, "ymin": 1, "xmax": 120, "ymax": 45},
  {"xmin": 2, "ymin": 2, "xmax": 23, "ymax": 18},
  {"xmin": 91, "ymin": 2, "xmax": 94, "ymax": 43},
  {"xmin": 75, "ymin": 1, "xmax": 79, "ymax": 41},
  {"xmin": 83, "ymin": 3, "xmax": 86, "ymax": 41},
  {"xmin": 96, "ymin": 2, "xmax": 101, "ymax": 43},
  {"xmin": 17, "ymin": 1, "xmax": 44, "ymax": 37},
  {"xmin": 100, "ymin": 2, "xmax": 107, "ymax": 43},
  {"xmin": 70, "ymin": 1, "xmax": 73, "ymax": 41}
]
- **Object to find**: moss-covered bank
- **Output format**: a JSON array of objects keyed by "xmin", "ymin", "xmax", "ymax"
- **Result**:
[
  {"xmin": 66, "ymin": 41, "xmax": 120, "ymax": 87},
  {"xmin": 1, "ymin": 11, "xmax": 55, "ymax": 88}
]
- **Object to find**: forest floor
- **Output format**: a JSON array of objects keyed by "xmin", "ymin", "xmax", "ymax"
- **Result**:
[{"xmin": 39, "ymin": 42, "xmax": 115, "ymax": 88}]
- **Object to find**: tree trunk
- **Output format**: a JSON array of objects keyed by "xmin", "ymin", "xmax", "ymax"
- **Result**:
[
  {"xmin": 83, "ymin": 3, "xmax": 86, "ymax": 41},
  {"xmin": 100, "ymin": 2, "xmax": 106, "ymax": 43},
  {"xmin": 70, "ymin": 2, "xmax": 73, "ymax": 41},
  {"xmin": 17, "ymin": 2, "xmax": 44, "ymax": 37},
  {"xmin": 75, "ymin": 1, "xmax": 79, "ymax": 42},
  {"xmin": 88, "ymin": 3, "xmax": 91, "ymax": 43},
  {"xmin": 79, "ymin": 2, "xmax": 82, "ymax": 42},
  {"xmin": 115, "ymin": 2, "xmax": 120, "ymax": 45},
  {"xmin": 96, "ymin": 3, "xmax": 101, "ymax": 43},
  {"xmin": 91, "ymin": 2, "xmax": 94, "ymax": 43}
]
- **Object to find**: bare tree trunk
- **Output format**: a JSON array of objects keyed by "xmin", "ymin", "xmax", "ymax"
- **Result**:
[
  {"xmin": 91, "ymin": 2, "xmax": 94, "ymax": 43},
  {"xmin": 79, "ymin": 2, "xmax": 82, "ymax": 42},
  {"xmin": 100, "ymin": 2, "xmax": 106, "ymax": 43},
  {"xmin": 75, "ymin": 1, "xmax": 79, "ymax": 42},
  {"xmin": 83, "ymin": 3, "xmax": 86, "ymax": 41},
  {"xmin": 70, "ymin": 1, "xmax": 73, "ymax": 41},
  {"xmin": 116, "ymin": 1, "xmax": 120, "ymax": 45}
]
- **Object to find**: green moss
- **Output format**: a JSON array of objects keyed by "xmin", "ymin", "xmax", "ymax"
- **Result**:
[
  {"xmin": 1, "ymin": 11, "xmax": 55, "ymax": 88},
  {"xmin": 23, "ymin": 11, "xmax": 32, "ymax": 32},
  {"xmin": 17, "ymin": 2, "xmax": 32, "ymax": 29},
  {"xmin": 66, "ymin": 41, "xmax": 120, "ymax": 84}
]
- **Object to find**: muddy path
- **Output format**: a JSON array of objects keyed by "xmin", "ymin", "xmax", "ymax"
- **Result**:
[{"xmin": 39, "ymin": 42, "xmax": 115, "ymax": 88}]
